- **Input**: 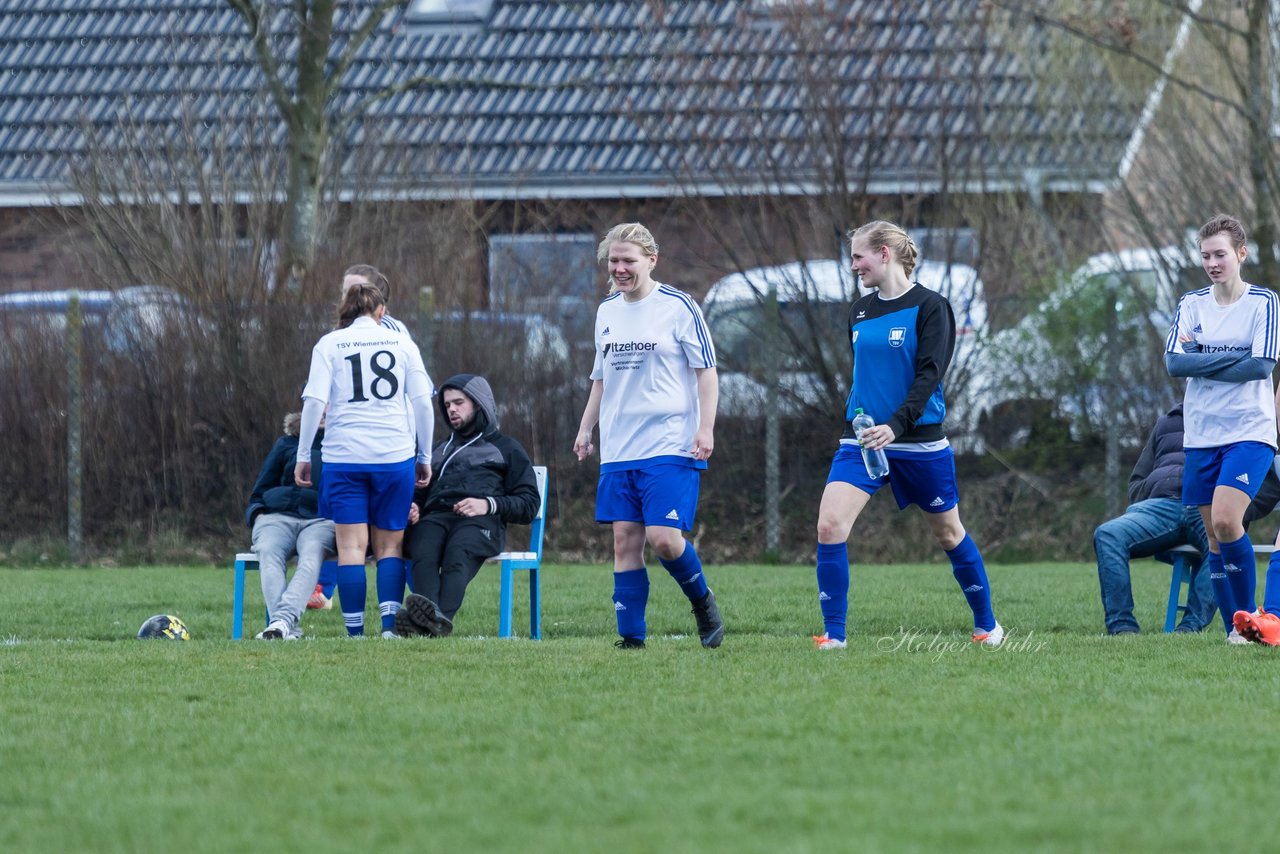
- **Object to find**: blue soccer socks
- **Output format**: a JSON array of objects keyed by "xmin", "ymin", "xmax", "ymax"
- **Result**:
[
  {"xmin": 1264, "ymin": 551, "xmax": 1280, "ymax": 616},
  {"xmin": 946, "ymin": 533, "xmax": 996, "ymax": 633},
  {"xmin": 375, "ymin": 557, "xmax": 406, "ymax": 632},
  {"xmin": 613, "ymin": 568, "xmax": 650, "ymax": 643},
  {"xmin": 1207, "ymin": 551, "xmax": 1236, "ymax": 635},
  {"xmin": 1220, "ymin": 533, "xmax": 1258, "ymax": 616},
  {"xmin": 816, "ymin": 542, "xmax": 850, "ymax": 642},
  {"xmin": 660, "ymin": 542, "xmax": 710, "ymax": 601},
  {"xmin": 337, "ymin": 563, "xmax": 367, "ymax": 636}
]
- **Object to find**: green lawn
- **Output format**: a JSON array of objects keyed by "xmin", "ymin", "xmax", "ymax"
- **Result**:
[{"xmin": 2, "ymin": 559, "xmax": 1277, "ymax": 853}]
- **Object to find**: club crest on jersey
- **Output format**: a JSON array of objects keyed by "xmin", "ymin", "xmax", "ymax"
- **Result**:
[{"xmin": 888, "ymin": 327, "xmax": 906, "ymax": 347}]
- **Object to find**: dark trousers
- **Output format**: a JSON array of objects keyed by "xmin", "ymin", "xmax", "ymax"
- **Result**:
[{"xmin": 405, "ymin": 511, "xmax": 503, "ymax": 619}]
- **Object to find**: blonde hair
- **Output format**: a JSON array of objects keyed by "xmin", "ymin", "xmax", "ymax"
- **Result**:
[
  {"xmin": 282, "ymin": 412, "xmax": 301, "ymax": 437},
  {"xmin": 1198, "ymin": 213, "xmax": 1248, "ymax": 253},
  {"xmin": 848, "ymin": 220, "xmax": 919, "ymax": 278},
  {"xmin": 597, "ymin": 223, "xmax": 659, "ymax": 294}
]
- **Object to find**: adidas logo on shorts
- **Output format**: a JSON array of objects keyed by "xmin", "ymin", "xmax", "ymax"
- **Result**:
[
  {"xmin": 665, "ymin": 509, "xmax": 680, "ymax": 521},
  {"xmin": 929, "ymin": 497, "xmax": 945, "ymax": 507},
  {"xmin": 1237, "ymin": 473, "xmax": 1250, "ymax": 485}
]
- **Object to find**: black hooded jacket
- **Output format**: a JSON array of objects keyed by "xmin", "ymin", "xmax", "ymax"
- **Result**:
[{"xmin": 413, "ymin": 374, "xmax": 540, "ymax": 526}]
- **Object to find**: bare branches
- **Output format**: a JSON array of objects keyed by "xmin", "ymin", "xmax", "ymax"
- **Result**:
[{"xmin": 226, "ymin": 0, "xmax": 294, "ymax": 123}]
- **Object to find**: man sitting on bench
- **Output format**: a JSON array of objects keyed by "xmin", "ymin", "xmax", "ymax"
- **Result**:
[
  {"xmin": 245, "ymin": 410, "xmax": 336, "ymax": 640},
  {"xmin": 1094, "ymin": 402, "xmax": 1280, "ymax": 635},
  {"xmin": 396, "ymin": 374, "xmax": 540, "ymax": 637}
]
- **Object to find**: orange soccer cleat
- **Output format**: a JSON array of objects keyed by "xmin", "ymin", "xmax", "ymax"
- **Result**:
[{"xmin": 1232, "ymin": 610, "xmax": 1280, "ymax": 646}]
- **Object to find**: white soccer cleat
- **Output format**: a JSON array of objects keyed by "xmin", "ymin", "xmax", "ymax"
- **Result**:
[
  {"xmin": 1226, "ymin": 628, "xmax": 1250, "ymax": 645},
  {"xmin": 381, "ymin": 630, "xmax": 401, "ymax": 640},
  {"xmin": 813, "ymin": 632, "xmax": 847, "ymax": 650},
  {"xmin": 973, "ymin": 623, "xmax": 1005, "ymax": 648}
]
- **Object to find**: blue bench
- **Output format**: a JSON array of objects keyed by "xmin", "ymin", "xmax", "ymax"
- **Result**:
[{"xmin": 231, "ymin": 465, "xmax": 548, "ymax": 640}]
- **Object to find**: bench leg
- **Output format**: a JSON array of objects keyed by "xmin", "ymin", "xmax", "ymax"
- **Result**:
[
  {"xmin": 499, "ymin": 562, "xmax": 514, "ymax": 639},
  {"xmin": 529, "ymin": 565, "xmax": 540, "ymax": 641},
  {"xmin": 233, "ymin": 559, "xmax": 247, "ymax": 640},
  {"xmin": 1165, "ymin": 556, "xmax": 1189, "ymax": 633}
]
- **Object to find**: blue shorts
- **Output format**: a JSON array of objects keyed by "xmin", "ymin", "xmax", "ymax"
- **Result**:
[
  {"xmin": 826, "ymin": 443, "xmax": 959, "ymax": 513},
  {"xmin": 1183, "ymin": 442, "xmax": 1275, "ymax": 506},
  {"xmin": 596, "ymin": 464, "xmax": 701, "ymax": 530},
  {"xmin": 320, "ymin": 459, "xmax": 416, "ymax": 530}
]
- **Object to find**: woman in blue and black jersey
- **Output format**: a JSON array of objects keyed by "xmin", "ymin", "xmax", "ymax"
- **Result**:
[{"xmin": 811, "ymin": 220, "xmax": 1003, "ymax": 650}]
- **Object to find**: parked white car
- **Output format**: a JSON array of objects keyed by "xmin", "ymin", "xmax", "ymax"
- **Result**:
[{"xmin": 702, "ymin": 257, "xmax": 988, "ymax": 420}]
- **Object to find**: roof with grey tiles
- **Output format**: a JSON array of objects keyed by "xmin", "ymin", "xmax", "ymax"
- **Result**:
[{"xmin": 0, "ymin": 0, "xmax": 1161, "ymax": 204}]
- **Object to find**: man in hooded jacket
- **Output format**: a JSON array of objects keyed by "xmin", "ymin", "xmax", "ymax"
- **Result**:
[{"xmin": 396, "ymin": 374, "xmax": 540, "ymax": 637}]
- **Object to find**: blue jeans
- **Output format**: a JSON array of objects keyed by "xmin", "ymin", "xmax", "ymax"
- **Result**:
[{"xmin": 1093, "ymin": 498, "xmax": 1215, "ymax": 633}]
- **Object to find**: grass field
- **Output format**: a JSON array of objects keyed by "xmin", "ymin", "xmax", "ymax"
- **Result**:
[{"xmin": 3, "ymin": 558, "xmax": 1279, "ymax": 853}]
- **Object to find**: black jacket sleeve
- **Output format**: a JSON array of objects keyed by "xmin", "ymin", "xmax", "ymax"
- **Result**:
[
  {"xmin": 886, "ymin": 295, "xmax": 955, "ymax": 439},
  {"xmin": 245, "ymin": 437, "xmax": 291, "ymax": 528},
  {"xmin": 1128, "ymin": 424, "xmax": 1158, "ymax": 505},
  {"xmin": 493, "ymin": 436, "xmax": 540, "ymax": 525}
]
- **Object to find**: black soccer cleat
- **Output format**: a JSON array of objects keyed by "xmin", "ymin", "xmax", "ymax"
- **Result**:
[
  {"xmin": 691, "ymin": 590, "xmax": 724, "ymax": 648},
  {"xmin": 399, "ymin": 593, "xmax": 454, "ymax": 638},
  {"xmin": 614, "ymin": 637, "xmax": 646, "ymax": 649}
]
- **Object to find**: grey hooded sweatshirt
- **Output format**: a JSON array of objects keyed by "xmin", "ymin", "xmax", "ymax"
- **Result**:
[{"xmin": 413, "ymin": 373, "xmax": 540, "ymax": 526}]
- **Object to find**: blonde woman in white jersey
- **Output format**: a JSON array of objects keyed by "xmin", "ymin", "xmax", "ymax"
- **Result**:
[
  {"xmin": 573, "ymin": 222, "xmax": 724, "ymax": 649},
  {"xmin": 295, "ymin": 282, "xmax": 435, "ymax": 638},
  {"xmin": 1165, "ymin": 214, "xmax": 1279, "ymax": 644}
]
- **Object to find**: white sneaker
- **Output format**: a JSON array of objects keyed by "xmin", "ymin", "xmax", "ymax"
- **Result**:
[
  {"xmin": 256, "ymin": 619, "xmax": 289, "ymax": 640},
  {"xmin": 1226, "ymin": 629, "xmax": 1250, "ymax": 645},
  {"xmin": 813, "ymin": 632, "xmax": 847, "ymax": 650},
  {"xmin": 381, "ymin": 630, "xmax": 401, "ymax": 640},
  {"xmin": 973, "ymin": 623, "xmax": 1005, "ymax": 648}
]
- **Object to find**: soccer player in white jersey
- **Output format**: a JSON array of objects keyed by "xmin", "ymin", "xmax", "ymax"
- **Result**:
[
  {"xmin": 335, "ymin": 264, "xmax": 415, "ymax": 629},
  {"xmin": 295, "ymin": 282, "xmax": 435, "ymax": 638},
  {"xmin": 573, "ymin": 222, "xmax": 724, "ymax": 649},
  {"xmin": 1166, "ymin": 214, "xmax": 1280, "ymax": 645}
]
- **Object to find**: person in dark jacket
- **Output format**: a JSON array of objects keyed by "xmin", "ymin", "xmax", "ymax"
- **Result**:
[
  {"xmin": 396, "ymin": 374, "xmax": 540, "ymax": 636},
  {"xmin": 245, "ymin": 411, "xmax": 336, "ymax": 639},
  {"xmin": 1095, "ymin": 402, "xmax": 1280, "ymax": 635}
]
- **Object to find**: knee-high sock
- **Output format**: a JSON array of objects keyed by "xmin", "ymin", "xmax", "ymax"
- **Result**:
[
  {"xmin": 1207, "ymin": 552, "xmax": 1236, "ymax": 635},
  {"xmin": 318, "ymin": 560, "xmax": 338, "ymax": 598},
  {"xmin": 946, "ymin": 533, "xmax": 996, "ymax": 632},
  {"xmin": 1263, "ymin": 551, "xmax": 1280, "ymax": 615},
  {"xmin": 1220, "ymin": 533, "xmax": 1257, "ymax": 616},
  {"xmin": 337, "ymin": 563, "xmax": 366, "ymax": 636},
  {"xmin": 816, "ymin": 542, "xmax": 850, "ymax": 642},
  {"xmin": 613, "ymin": 568, "xmax": 649, "ymax": 641},
  {"xmin": 376, "ymin": 557, "xmax": 406, "ymax": 631},
  {"xmin": 659, "ymin": 541, "xmax": 709, "ymax": 601}
]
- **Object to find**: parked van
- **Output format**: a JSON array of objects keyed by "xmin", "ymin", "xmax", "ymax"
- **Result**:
[{"xmin": 701, "ymin": 257, "xmax": 988, "ymax": 418}]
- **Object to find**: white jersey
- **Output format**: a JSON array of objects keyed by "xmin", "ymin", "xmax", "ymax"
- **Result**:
[
  {"xmin": 1166, "ymin": 285, "xmax": 1279, "ymax": 449},
  {"xmin": 302, "ymin": 316, "xmax": 434, "ymax": 464},
  {"xmin": 590, "ymin": 283, "xmax": 716, "ymax": 470}
]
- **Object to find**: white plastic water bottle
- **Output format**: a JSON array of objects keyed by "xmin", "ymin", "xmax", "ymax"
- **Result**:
[{"xmin": 851, "ymin": 408, "xmax": 890, "ymax": 479}]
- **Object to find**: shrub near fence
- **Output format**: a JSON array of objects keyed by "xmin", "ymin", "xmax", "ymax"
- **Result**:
[{"xmin": 0, "ymin": 301, "xmax": 1228, "ymax": 566}]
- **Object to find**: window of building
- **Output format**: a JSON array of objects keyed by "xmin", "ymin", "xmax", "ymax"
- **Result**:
[
  {"xmin": 405, "ymin": 0, "xmax": 496, "ymax": 26},
  {"xmin": 488, "ymin": 233, "xmax": 598, "ymax": 345}
]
